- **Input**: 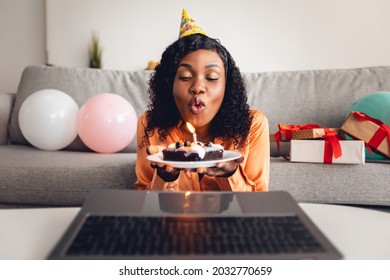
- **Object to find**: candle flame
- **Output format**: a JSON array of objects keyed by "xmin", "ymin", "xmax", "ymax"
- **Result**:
[
  {"xmin": 184, "ymin": 191, "xmax": 191, "ymax": 210},
  {"xmin": 186, "ymin": 122, "xmax": 195, "ymax": 134}
]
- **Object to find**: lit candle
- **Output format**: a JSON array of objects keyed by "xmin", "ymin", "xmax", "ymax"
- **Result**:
[{"xmin": 186, "ymin": 122, "xmax": 197, "ymax": 145}]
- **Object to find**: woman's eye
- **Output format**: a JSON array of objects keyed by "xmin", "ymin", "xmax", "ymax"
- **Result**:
[
  {"xmin": 179, "ymin": 76, "xmax": 191, "ymax": 81},
  {"xmin": 207, "ymin": 77, "xmax": 219, "ymax": 81}
]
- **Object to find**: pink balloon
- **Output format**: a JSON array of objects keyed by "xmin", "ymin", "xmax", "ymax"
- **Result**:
[{"xmin": 77, "ymin": 93, "xmax": 137, "ymax": 153}]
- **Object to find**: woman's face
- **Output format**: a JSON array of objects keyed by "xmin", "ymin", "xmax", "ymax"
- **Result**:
[{"xmin": 173, "ymin": 49, "xmax": 226, "ymax": 131}]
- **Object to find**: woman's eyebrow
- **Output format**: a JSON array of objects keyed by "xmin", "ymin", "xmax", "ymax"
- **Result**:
[
  {"xmin": 178, "ymin": 63, "xmax": 192, "ymax": 69},
  {"xmin": 205, "ymin": 64, "xmax": 221, "ymax": 69},
  {"xmin": 177, "ymin": 63, "xmax": 221, "ymax": 69}
]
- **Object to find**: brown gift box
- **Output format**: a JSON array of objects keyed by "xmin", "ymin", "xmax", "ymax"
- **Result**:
[
  {"xmin": 341, "ymin": 112, "xmax": 390, "ymax": 158},
  {"xmin": 270, "ymin": 128, "xmax": 340, "ymax": 142}
]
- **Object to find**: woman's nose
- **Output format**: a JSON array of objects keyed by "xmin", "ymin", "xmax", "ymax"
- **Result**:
[{"xmin": 189, "ymin": 78, "xmax": 205, "ymax": 95}]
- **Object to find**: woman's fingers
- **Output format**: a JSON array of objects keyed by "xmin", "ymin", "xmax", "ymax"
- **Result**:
[
  {"xmin": 198, "ymin": 154, "xmax": 244, "ymax": 177},
  {"xmin": 146, "ymin": 145, "xmax": 166, "ymax": 155}
]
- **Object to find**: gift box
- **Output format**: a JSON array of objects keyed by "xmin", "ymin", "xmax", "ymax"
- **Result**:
[
  {"xmin": 270, "ymin": 124, "xmax": 320, "ymax": 142},
  {"xmin": 270, "ymin": 128, "xmax": 340, "ymax": 141},
  {"xmin": 270, "ymin": 125, "xmax": 339, "ymax": 142},
  {"xmin": 290, "ymin": 140, "xmax": 365, "ymax": 164},
  {"xmin": 341, "ymin": 111, "xmax": 390, "ymax": 158}
]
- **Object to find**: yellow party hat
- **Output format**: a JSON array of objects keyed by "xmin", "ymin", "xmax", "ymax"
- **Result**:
[{"xmin": 179, "ymin": 9, "xmax": 206, "ymax": 38}]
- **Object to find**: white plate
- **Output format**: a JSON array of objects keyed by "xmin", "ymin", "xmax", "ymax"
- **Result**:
[{"xmin": 146, "ymin": 150, "xmax": 242, "ymax": 168}]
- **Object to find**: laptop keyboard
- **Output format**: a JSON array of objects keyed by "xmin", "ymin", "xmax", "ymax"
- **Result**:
[{"xmin": 66, "ymin": 215, "xmax": 324, "ymax": 256}]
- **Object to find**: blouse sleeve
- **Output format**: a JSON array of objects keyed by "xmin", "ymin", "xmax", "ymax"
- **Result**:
[
  {"xmin": 134, "ymin": 112, "xmax": 181, "ymax": 191},
  {"xmin": 215, "ymin": 110, "xmax": 270, "ymax": 191},
  {"xmin": 134, "ymin": 112, "xmax": 154, "ymax": 190}
]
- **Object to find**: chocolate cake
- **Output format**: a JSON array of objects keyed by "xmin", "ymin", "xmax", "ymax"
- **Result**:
[{"xmin": 162, "ymin": 141, "xmax": 224, "ymax": 161}]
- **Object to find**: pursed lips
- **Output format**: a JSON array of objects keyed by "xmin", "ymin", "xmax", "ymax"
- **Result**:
[{"xmin": 189, "ymin": 97, "xmax": 206, "ymax": 114}]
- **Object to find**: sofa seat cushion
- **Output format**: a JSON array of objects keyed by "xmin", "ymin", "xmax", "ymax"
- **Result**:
[
  {"xmin": 269, "ymin": 157, "xmax": 390, "ymax": 206},
  {"xmin": 0, "ymin": 145, "xmax": 137, "ymax": 206},
  {"xmin": 2, "ymin": 144, "xmax": 389, "ymax": 207}
]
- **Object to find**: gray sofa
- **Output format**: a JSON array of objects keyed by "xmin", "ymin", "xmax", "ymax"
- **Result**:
[{"xmin": 1, "ymin": 65, "xmax": 390, "ymax": 207}]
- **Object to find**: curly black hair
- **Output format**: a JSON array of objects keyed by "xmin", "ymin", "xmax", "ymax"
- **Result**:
[{"xmin": 142, "ymin": 34, "xmax": 252, "ymax": 149}]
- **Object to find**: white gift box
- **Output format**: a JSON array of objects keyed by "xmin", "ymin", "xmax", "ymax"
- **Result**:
[{"xmin": 290, "ymin": 140, "xmax": 365, "ymax": 164}]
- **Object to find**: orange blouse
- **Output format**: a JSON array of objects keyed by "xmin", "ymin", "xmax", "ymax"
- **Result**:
[{"xmin": 135, "ymin": 109, "xmax": 270, "ymax": 192}]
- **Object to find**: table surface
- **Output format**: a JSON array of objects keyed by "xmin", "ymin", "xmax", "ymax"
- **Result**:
[{"xmin": 0, "ymin": 203, "xmax": 389, "ymax": 260}]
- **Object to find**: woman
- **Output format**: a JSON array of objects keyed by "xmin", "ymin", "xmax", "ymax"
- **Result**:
[{"xmin": 135, "ymin": 34, "xmax": 269, "ymax": 191}]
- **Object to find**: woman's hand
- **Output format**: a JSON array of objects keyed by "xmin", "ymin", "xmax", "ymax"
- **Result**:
[
  {"xmin": 196, "ymin": 153, "xmax": 244, "ymax": 178},
  {"xmin": 147, "ymin": 145, "xmax": 181, "ymax": 182}
]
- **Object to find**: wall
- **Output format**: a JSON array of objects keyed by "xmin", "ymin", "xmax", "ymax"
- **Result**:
[
  {"xmin": 1, "ymin": 0, "xmax": 390, "ymax": 95},
  {"xmin": 46, "ymin": 0, "xmax": 390, "ymax": 73},
  {"xmin": 0, "ymin": 0, "xmax": 46, "ymax": 94}
]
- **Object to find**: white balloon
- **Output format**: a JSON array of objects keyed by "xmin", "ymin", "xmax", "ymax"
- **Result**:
[{"xmin": 19, "ymin": 89, "xmax": 79, "ymax": 151}]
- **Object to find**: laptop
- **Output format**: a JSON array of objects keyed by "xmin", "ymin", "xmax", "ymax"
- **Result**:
[{"xmin": 48, "ymin": 189, "xmax": 342, "ymax": 260}]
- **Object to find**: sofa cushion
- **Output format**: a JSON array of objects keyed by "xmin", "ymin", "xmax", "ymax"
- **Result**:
[
  {"xmin": 1, "ymin": 145, "xmax": 389, "ymax": 206},
  {"xmin": 0, "ymin": 93, "xmax": 15, "ymax": 145},
  {"xmin": 9, "ymin": 65, "xmax": 152, "ymax": 153},
  {"xmin": 0, "ymin": 145, "xmax": 137, "ymax": 206},
  {"xmin": 243, "ymin": 66, "xmax": 390, "ymax": 156}
]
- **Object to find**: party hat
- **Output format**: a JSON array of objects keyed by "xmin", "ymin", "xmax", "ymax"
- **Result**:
[{"xmin": 179, "ymin": 9, "xmax": 206, "ymax": 38}]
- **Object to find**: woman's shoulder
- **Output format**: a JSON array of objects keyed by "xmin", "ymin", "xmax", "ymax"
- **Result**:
[
  {"xmin": 139, "ymin": 111, "xmax": 151, "ymax": 121},
  {"xmin": 248, "ymin": 109, "xmax": 269, "ymax": 136},
  {"xmin": 249, "ymin": 109, "xmax": 268, "ymax": 122},
  {"xmin": 137, "ymin": 111, "xmax": 148, "ymax": 126},
  {"xmin": 139, "ymin": 111, "xmax": 148, "ymax": 118}
]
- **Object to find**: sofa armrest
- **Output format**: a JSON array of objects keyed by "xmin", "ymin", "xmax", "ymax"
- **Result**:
[{"xmin": 0, "ymin": 93, "xmax": 15, "ymax": 145}]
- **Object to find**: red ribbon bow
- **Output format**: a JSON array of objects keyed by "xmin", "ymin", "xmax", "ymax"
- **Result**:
[
  {"xmin": 322, "ymin": 128, "xmax": 343, "ymax": 163},
  {"xmin": 352, "ymin": 112, "xmax": 390, "ymax": 154},
  {"xmin": 274, "ymin": 123, "xmax": 320, "ymax": 152}
]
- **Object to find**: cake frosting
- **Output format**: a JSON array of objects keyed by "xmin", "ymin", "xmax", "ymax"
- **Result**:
[{"xmin": 163, "ymin": 141, "xmax": 224, "ymax": 161}]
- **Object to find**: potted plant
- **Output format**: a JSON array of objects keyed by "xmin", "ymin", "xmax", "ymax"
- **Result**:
[{"xmin": 88, "ymin": 31, "xmax": 102, "ymax": 69}]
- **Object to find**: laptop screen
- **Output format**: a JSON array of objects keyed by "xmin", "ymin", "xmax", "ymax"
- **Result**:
[{"xmin": 143, "ymin": 192, "xmax": 242, "ymax": 215}]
